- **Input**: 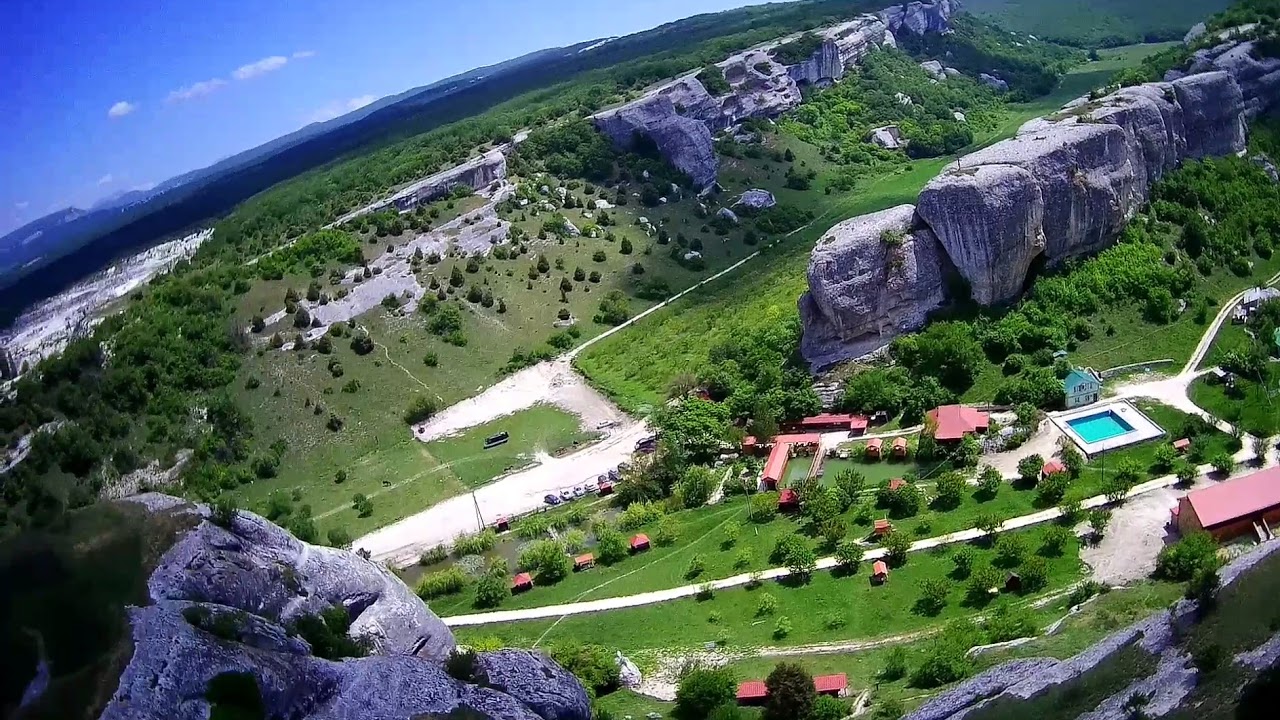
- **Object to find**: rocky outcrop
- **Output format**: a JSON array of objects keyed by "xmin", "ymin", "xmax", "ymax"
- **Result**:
[
  {"xmin": 592, "ymin": 2, "xmax": 954, "ymax": 189},
  {"xmin": 785, "ymin": 16, "xmax": 898, "ymax": 87},
  {"xmin": 735, "ymin": 189, "xmax": 777, "ymax": 210},
  {"xmin": 979, "ymin": 72, "xmax": 1009, "ymax": 92},
  {"xmin": 94, "ymin": 495, "xmax": 589, "ymax": 720},
  {"xmin": 799, "ymin": 205, "xmax": 950, "ymax": 368},
  {"xmin": 869, "ymin": 125, "xmax": 906, "ymax": 149},
  {"xmin": 594, "ymin": 93, "xmax": 719, "ymax": 189},
  {"xmin": 906, "ymin": 540, "xmax": 1280, "ymax": 720},
  {"xmin": 801, "ymin": 57, "xmax": 1278, "ymax": 366},
  {"xmin": 392, "ymin": 149, "xmax": 507, "ymax": 211},
  {"xmin": 1176, "ymin": 39, "xmax": 1280, "ymax": 119},
  {"xmin": 878, "ymin": 1, "xmax": 958, "ymax": 36}
]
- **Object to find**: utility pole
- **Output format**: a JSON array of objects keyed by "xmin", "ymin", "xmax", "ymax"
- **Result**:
[{"xmin": 472, "ymin": 491, "xmax": 485, "ymax": 532}]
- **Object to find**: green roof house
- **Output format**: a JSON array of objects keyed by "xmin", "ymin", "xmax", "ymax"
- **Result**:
[{"xmin": 1064, "ymin": 368, "xmax": 1101, "ymax": 410}]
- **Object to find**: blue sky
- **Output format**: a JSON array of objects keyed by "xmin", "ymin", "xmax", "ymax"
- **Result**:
[{"xmin": 0, "ymin": 0, "xmax": 768, "ymax": 235}]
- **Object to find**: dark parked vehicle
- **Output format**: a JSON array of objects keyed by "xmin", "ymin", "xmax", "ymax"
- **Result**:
[
  {"xmin": 484, "ymin": 431, "xmax": 510, "ymax": 449},
  {"xmin": 544, "ymin": 493, "xmax": 561, "ymax": 506}
]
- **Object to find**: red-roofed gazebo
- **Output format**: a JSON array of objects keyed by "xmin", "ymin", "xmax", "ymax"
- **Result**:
[
  {"xmin": 871, "ymin": 560, "xmax": 889, "ymax": 584},
  {"xmin": 574, "ymin": 553, "xmax": 595, "ymax": 571},
  {"xmin": 630, "ymin": 534, "xmax": 651, "ymax": 552},
  {"xmin": 511, "ymin": 572, "xmax": 533, "ymax": 593},
  {"xmin": 778, "ymin": 487, "xmax": 800, "ymax": 510},
  {"xmin": 865, "ymin": 438, "xmax": 884, "ymax": 459}
]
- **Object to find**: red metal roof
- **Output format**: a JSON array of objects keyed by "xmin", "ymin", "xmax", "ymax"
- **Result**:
[
  {"xmin": 763, "ymin": 442, "xmax": 790, "ymax": 482},
  {"xmin": 872, "ymin": 560, "xmax": 888, "ymax": 575},
  {"xmin": 797, "ymin": 414, "xmax": 868, "ymax": 431},
  {"xmin": 778, "ymin": 488, "xmax": 799, "ymax": 505},
  {"xmin": 926, "ymin": 405, "xmax": 990, "ymax": 441},
  {"xmin": 630, "ymin": 534, "xmax": 650, "ymax": 549},
  {"xmin": 1185, "ymin": 466, "xmax": 1280, "ymax": 529},
  {"xmin": 1174, "ymin": 438, "xmax": 1191, "ymax": 449},
  {"xmin": 1042, "ymin": 460, "xmax": 1066, "ymax": 476},
  {"xmin": 773, "ymin": 433, "xmax": 823, "ymax": 445},
  {"xmin": 866, "ymin": 438, "xmax": 883, "ymax": 450},
  {"xmin": 511, "ymin": 572, "xmax": 532, "ymax": 588},
  {"xmin": 889, "ymin": 478, "xmax": 907, "ymax": 491},
  {"xmin": 736, "ymin": 681, "xmax": 768, "ymax": 700},
  {"xmin": 813, "ymin": 674, "xmax": 848, "ymax": 693}
]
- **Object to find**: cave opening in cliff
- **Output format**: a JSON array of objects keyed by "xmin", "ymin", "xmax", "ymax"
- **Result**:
[{"xmin": 1021, "ymin": 250, "xmax": 1049, "ymax": 297}]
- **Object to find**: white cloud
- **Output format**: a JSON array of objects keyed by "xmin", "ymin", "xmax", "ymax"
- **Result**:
[
  {"xmin": 233, "ymin": 55, "xmax": 289, "ymax": 80},
  {"xmin": 304, "ymin": 95, "xmax": 378, "ymax": 125},
  {"xmin": 97, "ymin": 174, "xmax": 114, "ymax": 186},
  {"xmin": 167, "ymin": 78, "xmax": 228, "ymax": 102},
  {"xmin": 292, "ymin": 50, "xmax": 316, "ymax": 60},
  {"xmin": 15, "ymin": 201, "xmax": 29, "ymax": 210},
  {"xmin": 107, "ymin": 100, "xmax": 137, "ymax": 118}
]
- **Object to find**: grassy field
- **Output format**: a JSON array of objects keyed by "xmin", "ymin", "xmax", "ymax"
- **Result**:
[
  {"xmin": 961, "ymin": 0, "xmax": 1226, "ymax": 47},
  {"xmin": 420, "ymin": 401, "xmax": 1226, "ymax": 615},
  {"xmin": 574, "ymin": 44, "xmax": 1175, "ymax": 412},
  {"xmin": 1189, "ymin": 365, "xmax": 1280, "ymax": 438},
  {"xmin": 454, "ymin": 523, "xmax": 1086, "ymax": 650}
]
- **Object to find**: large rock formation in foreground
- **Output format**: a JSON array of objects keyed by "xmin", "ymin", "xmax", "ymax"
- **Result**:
[
  {"xmin": 801, "ymin": 38, "xmax": 1280, "ymax": 369},
  {"xmin": 591, "ymin": 2, "xmax": 956, "ymax": 189},
  {"xmin": 391, "ymin": 149, "xmax": 508, "ymax": 211},
  {"xmin": 79, "ymin": 494, "xmax": 589, "ymax": 720}
]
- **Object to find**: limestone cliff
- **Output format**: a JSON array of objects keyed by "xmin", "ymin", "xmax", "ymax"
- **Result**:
[
  {"xmin": 392, "ymin": 149, "xmax": 508, "ymax": 211},
  {"xmin": 85, "ymin": 494, "xmax": 590, "ymax": 720},
  {"xmin": 801, "ymin": 53, "xmax": 1275, "ymax": 368},
  {"xmin": 591, "ymin": 2, "xmax": 956, "ymax": 189},
  {"xmin": 799, "ymin": 205, "xmax": 951, "ymax": 369}
]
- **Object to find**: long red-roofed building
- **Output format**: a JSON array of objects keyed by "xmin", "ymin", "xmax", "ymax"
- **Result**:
[
  {"xmin": 1175, "ymin": 466, "xmax": 1280, "ymax": 541},
  {"xmin": 926, "ymin": 405, "xmax": 990, "ymax": 442},
  {"xmin": 761, "ymin": 433, "xmax": 823, "ymax": 486},
  {"xmin": 736, "ymin": 674, "xmax": 848, "ymax": 705},
  {"xmin": 792, "ymin": 413, "xmax": 869, "ymax": 434},
  {"xmin": 813, "ymin": 673, "xmax": 848, "ymax": 696}
]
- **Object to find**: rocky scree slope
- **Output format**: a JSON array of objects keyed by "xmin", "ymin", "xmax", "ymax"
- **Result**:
[
  {"xmin": 591, "ymin": 1, "xmax": 957, "ymax": 190},
  {"xmin": 801, "ymin": 38, "xmax": 1280, "ymax": 370},
  {"xmin": 84, "ymin": 494, "xmax": 589, "ymax": 720},
  {"xmin": 905, "ymin": 539, "xmax": 1280, "ymax": 720}
]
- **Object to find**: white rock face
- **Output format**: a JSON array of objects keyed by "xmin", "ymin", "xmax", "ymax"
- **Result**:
[
  {"xmin": 717, "ymin": 207, "xmax": 740, "ymax": 224},
  {"xmin": 390, "ymin": 150, "xmax": 506, "ymax": 211},
  {"xmin": 785, "ymin": 15, "xmax": 898, "ymax": 87},
  {"xmin": 979, "ymin": 73, "xmax": 1009, "ymax": 92},
  {"xmin": 869, "ymin": 125, "xmax": 906, "ymax": 149},
  {"xmin": 878, "ymin": 0, "xmax": 958, "ymax": 36}
]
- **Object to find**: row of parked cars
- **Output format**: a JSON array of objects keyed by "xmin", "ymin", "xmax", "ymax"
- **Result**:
[{"xmin": 543, "ymin": 462, "xmax": 630, "ymax": 506}]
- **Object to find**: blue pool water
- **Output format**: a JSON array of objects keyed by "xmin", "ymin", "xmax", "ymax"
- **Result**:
[{"xmin": 1067, "ymin": 411, "xmax": 1135, "ymax": 444}]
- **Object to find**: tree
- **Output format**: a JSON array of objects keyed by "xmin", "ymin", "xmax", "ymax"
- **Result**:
[
  {"xmin": 1036, "ymin": 472, "xmax": 1070, "ymax": 506},
  {"xmin": 934, "ymin": 472, "xmax": 966, "ymax": 509},
  {"xmin": 764, "ymin": 662, "xmax": 815, "ymax": 720},
  {"xmin": 1156, "ymin": 531, "xmax": 1220, "ymax": 581},
  {"xmin": 352, "ymin": 493, "xmax": 374, "ymax": 518},
  {"xmin": 595, "ymin": 290, "xmax": 631, "ymax": 326},
  {"xmin": 1040, "ymin": 525, "xmax": 1072, "ymax": 556},
  {"xmin": 674, "ymin": 666, "xmax": 737, "ymax": 720},
  {"xmin": 967, "ymin": 564, "xmax": 1002, "ymax": 603},
  {"xmin": 833, "ymin": 469, "xmax": 866, "ymax": 510},
  {"xmin": 350, "ymin": 333, "xmax": 374, "ymax": 355},
  {"xmin": 655, "ymin": 398, "xmax": 732, "ymax": 463},
  {"xmin": 978, "ymin": 466, "xmax": 1003, "ymax": 498},
  {"xmin": 1060, "ymin": 443, "xmax": 1084, "ymax": 477},
  {"xmin": 1017, "ymin": 454, "xmax": 1044, "ymax": 485},
  {"xmin": 595, "ymin": 527, "xmax": 629, "ymax": 565},
  {"xmin": 1175, "ymin": 461, "xmax": 1198, "ymax": 487},
  {"xmin": 994, "ymin": 533, "xmax": 1027, "ymax": 567},
  {"xmin": 250, "ymin": 315, "xmax": 266, "ymax": 333},
  {"xmin": 916, "ymin": 577, "xmax": 950, "ymax": 615},
  {"xmin": 326, "ymin": 528, "xmax": 352, "ymax": 548},
  {"xmin": 474, "ymin": 572, "xmax": 507, "ymax": 609},
  {"xmin": 676, "ymin": 466, "xmax": 719, "ymax": 508},
  {"xmin": 975, "ymin": 513, "xmax": 1002, "ymax": 537},
  {"xmin": 954, "ymin": 434, "xmax": 981, "ymax": 468},
  {"xmin": 620, "ymin": 237, "xmax": 634, "ymax": 254},
  {"xmin": 1088, "ymin": 508, "xmax": 1111, "ymax": 541},
  {"xmin": 1019, "ymin": 556, "xmax": 1049, "ymax": 592},
  {"xmin": 782, "ymin": 540, "xmax": 818, "ymax": 580},
  {"xmin": 810, "ymin": 695, "xmax": 848, "ymax": 720},
  {"xmin": 519, "ymin": 539, "xmax": 572, "ymax": 583},
  {"xmin": 1210, "ymin": 451, "xmax": 1235, "ymax": 475},
  {"xmin": 883, "ymin": 531, "xmax": 911, "ymax": 566},
  {"xmin": 404, "ymin": 396, "xmax": 438, "ymax": 425},
  {"xmin": 952, "ymin": 546, "xmax": 976, "ymax": 578},
  {"xmin": 450, "ymin": 266, "xmax": 465, "ymax": 287},
  {"xmin": 835, "ymin": 540, "xmax": 864, "ymax": 570}
]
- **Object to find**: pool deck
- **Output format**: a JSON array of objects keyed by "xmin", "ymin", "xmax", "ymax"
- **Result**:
[{"xmin": 1051, "ymin": 400, "xmax": 1166, "ymax": 457}]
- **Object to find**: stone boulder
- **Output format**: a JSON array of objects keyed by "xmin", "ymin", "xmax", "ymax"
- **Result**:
[
  {"xmin": 921, "ymin": 60, "xmax": 946, "ymax": 80},
  {"xmin": 719, "ymin": 49, "xmax": 804, "ymax": 124},
  {"xmin": 980, "ymin": 73, "xmax": 1009, "ymax": 92},
  {"xmin": 800, "ymin": 204, "xmax": 949, "ymax": 369},
  {"xmin": 1184, "ymin": 22, "xmax": 1207, "ymax": 44},
  {"xmin": 735, "ymin": 189, "xmax": 777, "ymax": 210},
  {"xmin": 869, "ymin": 125, "xmax": 906, "ymax": 149},
  {"xmin": 91, "ymin": 496, "xmax": 589, "ymax": 720}
]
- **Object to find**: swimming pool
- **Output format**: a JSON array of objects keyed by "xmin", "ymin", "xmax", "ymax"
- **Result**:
[
  {"xmin": 1066, "ymin": 411, "xmax": 1136, "ymax": 444},
  {"xmin": 1052, "ymin": 400, "xmax": 1166, "ymax": 457}
]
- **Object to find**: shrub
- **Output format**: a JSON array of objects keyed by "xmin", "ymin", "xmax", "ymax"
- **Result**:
[
  {"xmin": 674, "ymin": 666, "xmax": 737, "ymax": 720},
  {"xmin": 994, "ymin": 533, "xmax": 1027, "ymax": 567},
  {"xmin": 453, "ymin": 529, "xmax": 497, "ymax": 557},
  {"xmin": 548, "ymin": 641, "xmax": 621, "ymax": 697},
  {"xmin": 763, "ymin": 662, "xmax": 814, "ymax": 720},
  {"xmin": 474, "ymin": 572, "xmax": 508, "ymax": 609},
  {"xmin": 772, "ymin": 616, "xmax": 793, "ymax": 640},
  {"xmin": 1019, "ymin": 556, "xmax": 1050, "ymax": 593},
  {"xmin": 881, "ymin": 647, "xmax": 909, "ymax": 680},
  {"xmin": 595, "ymin": 527, "xmax": 629, "ymax": 565},
  {"xmin": 1156, "ymin": 531, "xmax": 1220, "ymax": 581},
  {"xmin": 952, "ymin": 546, "xmax": 976, "ymax": 577},
  {"xmin": 444, "ymin": 648, "xmax": 479, "ymax": 682},
  {"xmin": 721, "ymin": 521, "xmax": 741, "ymax": 549},
  {"xmin": 756, "ymin": 592, "xmax": 779, "ymax": 616},
  {"xmin": 749, "ymin": 492, "xmax": 779, "ymax": 523},
  {"xmin": 1040, "ymin": 526, "xmax": 1073, "ymax": 556},
  {"xmin": 978, "ymin": 466, "xmax": 1003, "ymax": 498},
  {"xmin": 519, "ymin": 539, "xmax": 572, "ymax": 583},
  {"xmin": 835, "ymin": 540, "xmax": 864, "ymax": 570},
  {"xmin": 686, "ymin": 554, "xmax": 707, "ymax": 579},
  {"xmin": 916, "ymin": 577, "xmax": 951, "ymax": 615},
  {"xmin": 417, "ymin": 567, "xmax": 469, "ymax": 599},
  {"xmin": 883, "ymin": 531, "xmax": 911, "ymax": 566},
  {"xmin": 404, "ymin": 395, "xmax": 439, "ymax": 425}
]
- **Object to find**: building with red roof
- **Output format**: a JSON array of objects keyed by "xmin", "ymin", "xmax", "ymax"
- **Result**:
[
  {"xmin": 865, "ymin": 438, "xmax": 883, "ymax": 459},
  {"xmin": 793, "ymin": 413, "xmax": 869, "ymax": 435},
  {"xmin": 874, "ymin": 519, "xmax": 892, "ymax": 536},
  {"xmin": 511, "ymin": 573, "xmax": 533, "ymax": 593},
  {"xmin": 892, "ymin": 436, "xmax": 909, "ymax": 458},
  {"xmin": 630, "ymin": 534, "xmax": 651, "ymax": 552},
  {"xmin": 926, "ymin": 405, "xmax": 990, "ymax": 442},
  {"xmin": 889, "ymin": 478, "xmax": 907, "ymax": 492},
  {"xmin": 871, "ymin": 560, "xmax": 889, "ymax": 584},
  {"xmin": 1175, "ymin": 466, "xmax": 1280, "ymax": 541},
  {"xmin": 778, "ymin": 487, "xmax": 800, "ymax": 510},
  {"xmin": 1041, "ymin": 460, "xmax": 1066, "ymax": 480},
  {"xmin": 493, "ymin": 516, "xmax": 510, "ymax": 532},
  {"xmin": 761, "ymin": 433, "xmax": 823, "ymax": 487},
  {"xmin": 574, "ymin": 554, "xmax": 595, "ymax": 571},
  {"xmin": 736, "ymin": 680, "xmax": 768, "ymax": 705},
  {"xmin": 813, "ymin": 673, "xmax": 848, "ymax": 697},
  {"xmin": 1173, "ymin": 438, "xmax": 1191, "ymax": 454}
]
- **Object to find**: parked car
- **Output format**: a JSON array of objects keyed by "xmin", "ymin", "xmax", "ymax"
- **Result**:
[
  {"xmin": 596, "ymin": 474, "xmax": 608, "ymax": 486},
  {"xmin": 579, "ymin": 484, "xmax": 594, "ymax": 495},
  {"xmin": 617, "ymin": 462, "xmax": 632, "ymax": 473},
  {"xmin": 544, "ymin": 494, "xmax": 561, "ymax": 506},
  {"xmin": 560, "ymin": 489, "xmax": 573, "ymax": 500},
  {"xmin": 571, "ymin": 486, "xmax": 585, "ymax": 498},
  {"xmin": 607, "ymin": 468, "xmax": 620, "ymax": 482}
]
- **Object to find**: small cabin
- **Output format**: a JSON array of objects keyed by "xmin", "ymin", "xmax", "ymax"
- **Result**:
[
  {"xmin": 1173, "ymin": 438, "xmax": 1191, "ymax": 454},
  {"xmin": 493, "ymin": 516, "xmax": 510, "ymax": 533},
  {"xmin": 511, "ymin": 572, "xmax": 533, "ymax": 594},
  {"xmin": 778, "ymin": 488, "xmax": 800, "ymax": 511},
  {"xmin": 814, "ymin": 673, "xmax": 848, "ymax": 698},
  {"xmin": 889, "ymin": 478, "xmax": 908, "ymax": 492},
  {"xmin": 865, "ymin": 438, "xmax": 884, "ymax": 460},
  {"xmin": 630, "ymin": 534, "xmax": 651, "ymax": 553},
  {"xmin": 574, "ymin": 553, "xmax": 595, "ymax": 571},
  {"xmin": 871, "ymin": 560, "xmax": 889, "ymax": 584},
  {"xmin": 736, "ymin": 681, "xmax": 768, "ymax": 707},
  {"xmin": 891, "ymin": 437, "xmax": 909, "ymax": 459},
  {"xmin": 874, "ymin": 519, "xmax": 893, "ymax": 536},
  {"xmin": 1041, "ymin": 460, "xmax": 1066, "ymax": 482}
]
